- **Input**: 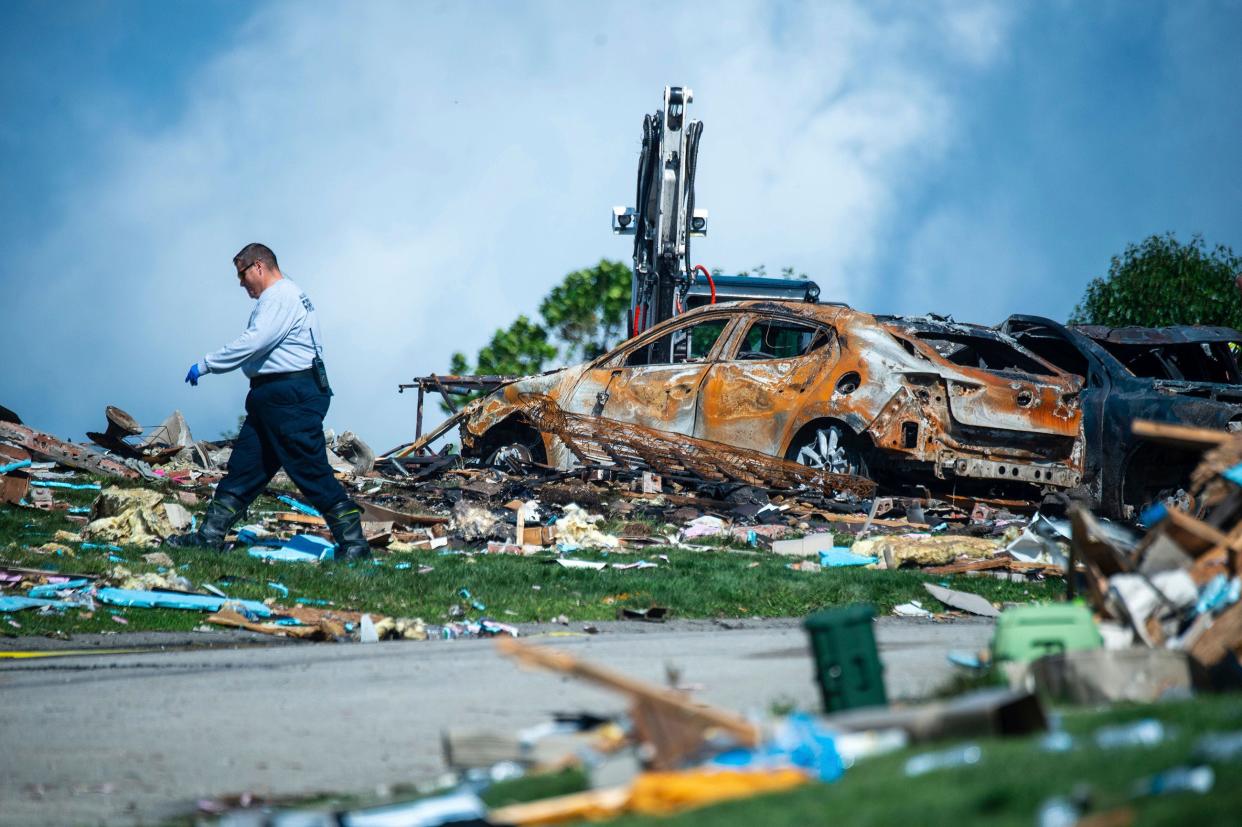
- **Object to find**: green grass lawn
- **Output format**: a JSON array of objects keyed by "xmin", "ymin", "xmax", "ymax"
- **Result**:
[
  {"xmin": 595, "ymin": 692, "xmax": 1242, "ymax": 827},
  {"xmin": 0, "ymin": 484, "xmax": 1060, "ymax": 637}
]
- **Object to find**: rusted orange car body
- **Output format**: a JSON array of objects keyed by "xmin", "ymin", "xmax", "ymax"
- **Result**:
[{"xmin": 461, "ymin": 301, "xmax": 1085, "ymax": 491}]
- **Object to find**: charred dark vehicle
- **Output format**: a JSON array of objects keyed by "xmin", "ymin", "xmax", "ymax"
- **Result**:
[
  {"xmin": 460, "ymin": 301, "xmax": 1086, "ymax": 502},
  {"xmin": 1001, "ymin": 316, "xmax": 1242, "ymax": 517}
]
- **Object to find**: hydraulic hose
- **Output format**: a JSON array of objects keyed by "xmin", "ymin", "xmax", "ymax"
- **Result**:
[
  {"xmin": 682, "ymin": 120, "xmax": 704, "ymax": 281},
  {"xmin": 693, "ymin": 264, "xmax": 716, "ymax": 304}
]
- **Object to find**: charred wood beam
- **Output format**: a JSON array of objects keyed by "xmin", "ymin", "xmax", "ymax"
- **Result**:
[
  {"xmin": 510, "ymin": 395, "xmax": 875, "ymax": 498},
  {"xmin": 430, "ymin": 373, "xmax": 459, "ymax": 415},
  {"xmin": 384, "ymin": 408, "xmax": 471, "ymax": 460},
  {"xmin": 1131, "ymin": 419, "xmax": 1232, "ymax": 450}
]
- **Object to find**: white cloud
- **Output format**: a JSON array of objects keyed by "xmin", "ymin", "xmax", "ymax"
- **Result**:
[
  {"xmin": 895, "ymin": 201, "xmax": 1055, "ymax": 326},
  {"xmin": 3, "ymin": 0, "xmax": 1018, "ymax": 449}
]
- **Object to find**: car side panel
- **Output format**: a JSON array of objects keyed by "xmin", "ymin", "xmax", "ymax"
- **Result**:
[{"xmin": 693, "ymin": 313, "xmax": 837, "ymax": 454}]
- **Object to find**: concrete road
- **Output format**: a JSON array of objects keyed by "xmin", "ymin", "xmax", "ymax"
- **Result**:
[{"xmin": 0, "ymin": 617, "xmax": 991, "ymax": 826}]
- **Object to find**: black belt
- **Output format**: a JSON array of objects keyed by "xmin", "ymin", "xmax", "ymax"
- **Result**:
[{"xmin": 250, "ymin": 368, "xmax": 316, "ymax": 388}]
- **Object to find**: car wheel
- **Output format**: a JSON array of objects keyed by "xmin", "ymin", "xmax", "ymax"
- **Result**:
[
  {"xmin": 486, "ymin": 442, "xmax": 534, "ymax": 470},
  {"xmin": 792, "ymin": 425, "xmax": 869, "ymax": 477}
]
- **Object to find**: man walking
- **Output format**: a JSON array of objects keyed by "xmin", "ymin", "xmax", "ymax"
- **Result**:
[{"xmin": 167, "ymin": 243, "xmax": 370, "ymax": 560}]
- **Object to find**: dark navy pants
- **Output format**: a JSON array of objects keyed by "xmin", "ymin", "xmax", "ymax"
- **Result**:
[{"xmin": 215, "ymin": 373, "xmax": 348, "ymax": 514}]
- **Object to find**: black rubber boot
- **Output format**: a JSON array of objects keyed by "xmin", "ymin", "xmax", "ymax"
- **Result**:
[
  {"xmin": 164, "ymin": 492, "xmax": 246, "ymax": 551},
  {"xmin": 324, "ymin": 501, "xmax": 372, "ymax": 561}
]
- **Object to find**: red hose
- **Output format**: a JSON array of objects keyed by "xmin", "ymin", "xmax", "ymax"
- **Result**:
[
  {"xmin": 632, "ymin": 305, "xmax": 643, "ymax": 337},
  {"xmin": 693, "ymin": 264, "xmax": 716, "ymax": 304}
]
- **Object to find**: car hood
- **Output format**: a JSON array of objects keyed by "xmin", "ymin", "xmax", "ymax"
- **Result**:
[{"xmin": 461, "ymin": 364, "xmax": 585, "ymax": 438}]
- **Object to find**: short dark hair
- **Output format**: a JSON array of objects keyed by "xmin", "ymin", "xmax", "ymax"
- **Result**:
[{"xmin": 233, "ymin": 243, "xmax": 278, "ymax": 272}]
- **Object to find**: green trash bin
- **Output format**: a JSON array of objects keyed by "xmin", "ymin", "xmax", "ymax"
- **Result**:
[
  {"xmin": 803, "ymin": 604, "xmax": 887, "ymax": 713},
  {"xmin": 992, "ymin": 603, "xmax": 1102, "ymax": 665}
]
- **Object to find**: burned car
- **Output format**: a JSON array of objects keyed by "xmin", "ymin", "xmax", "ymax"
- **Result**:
[
  {"xmin": 1001, "ymin": 316, "xmax": 1242, "ymax": 517},
  {"xmin": 461, "ymin": 301, "xmax": 1085, "ymax": 500}
]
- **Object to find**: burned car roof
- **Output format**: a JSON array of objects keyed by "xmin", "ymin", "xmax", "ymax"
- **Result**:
[
  {"xmin": 1073, "ymin": 325, "xmax": 1242, "ymax": 345},
  {"xmin": 878, "ymin": 314, "xmax": 1022, "ymax": 342}
]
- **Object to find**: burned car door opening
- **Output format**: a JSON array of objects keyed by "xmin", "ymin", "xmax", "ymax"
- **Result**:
[
  {"xmin": 558, "ymin": 315, "xmax": 735, "ymax": 447},
  {"xmin": 695, "ymin": 313, "xmax": 840, "ymax": 465}
]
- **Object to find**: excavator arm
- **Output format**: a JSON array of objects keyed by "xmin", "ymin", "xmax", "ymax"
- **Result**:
[{"xmin": 613, "ymin": 85, "xmax": 708, "ymax": 357}]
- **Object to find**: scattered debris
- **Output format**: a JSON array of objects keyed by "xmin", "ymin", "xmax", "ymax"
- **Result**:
[
  {"xmin": 857, "ymin": 535, "xmax": 1001, "ymax": 569},
  {"xmin": 82, "ymin": 487, "xmax": 188, "ymax": 547},
  {"xmin": 922, "ymin": 583, "xmax": 1000, "ymax": 618},
  {"xmin": 0, "ymin": 419, "xmax": 140, "ymax": 480},
  {"xmin": 1048, "ymin": 419, "xmax": 1242, "ymax": 689},
  {"xmin": 555, "ymin": 504, "xmax": 620, "ymax": 549}
]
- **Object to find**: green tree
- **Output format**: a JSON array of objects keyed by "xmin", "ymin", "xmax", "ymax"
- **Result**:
[
  {"xmin": 440, "ymin": 261, "xmax": 630, "ymax": 412},
  {"xmin": 443, "ymin": 314, "xmax": 558, "ymax": 412},
  {"xmin": 732, "ymin": 264, "xmax": 809, "ymax": 280},
  {"xmin": 538, "ymin": 259, "xmax": 632, "ymax": 361},
  {"xmin": 1070, "ymin": 234, "xmax": 1242, "ymax": 327}
]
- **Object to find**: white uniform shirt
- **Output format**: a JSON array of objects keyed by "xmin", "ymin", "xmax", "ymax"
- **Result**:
[{"xmin": 198, "ymin": 278, "xmax": 323, "ymax": 378}]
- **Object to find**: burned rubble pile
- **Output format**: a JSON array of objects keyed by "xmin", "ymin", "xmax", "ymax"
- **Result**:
[
  {"xmin": 1048, "ymin": 420, "xmax": 1242, "ymax": 696},
  {"xmin": 0, "ymin": 400, "xmax": 1071, "ymax": 641}
]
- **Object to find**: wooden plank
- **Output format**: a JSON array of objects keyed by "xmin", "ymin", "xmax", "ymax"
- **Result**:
[
  {"xmin": 619, "ymin": 490, "xmax": 729, "ymax": 508},
  {"xmin": 924, "ymin": 558, "xmax": 1009, "ymax": 575},
  {"xmin": 1188, "ymin": 601, "xmax": 1242, "ymax": 667},
  {"xmin": 1189, "ymin": 549, "xmax": 1232, "ymax": 586},
  {"xmin": 1162, "ymin": 508, "xmax": 1228, "ymax": 556},
  {"xmin": 0, "ymin": 562, "xmax": 101, "ymax": 581},
  {"xmin": 1131, "ymin": 419, "xmax": 1230, "ymax": 450},
  {"xmin": 0, "ymin": 443, "xmax": 30, "ymax": 505},
  {"xmin": 357, "ymin": 499, "xmax": 449, "ymax": 526},
  {"xmin": 386, "ymin": 408, "xmax": 470, "ymax": 459},
  {"xmin": 923, "ymin": 558, "xmax": 1063, "ymax": 577},
  {"xmin": 205, "ymin": 608, "xmax": 349, "ymax": 640},
  {"xmin": 275, "ymin": 511, "xmax": 327, "ymax": 526},
  {"xmin": 1069, "ymin": 508, "xmax": 1116, "ymax": 615},
  {"xmin": 496, "ymin": 638, "xmax": 758, "ymax": 769},
  {"xmin": 205, "ymin": 609, "xmax": 320, "ymax": 639},
  {"xmin": 941, "ymin": 493, "xmax": 1037, "ymax": 512},
  {"xmin": 814, "ymin": 513, "xmax": 919, "ymax": 529}
]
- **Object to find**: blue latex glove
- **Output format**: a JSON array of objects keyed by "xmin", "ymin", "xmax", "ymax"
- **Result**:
[{"xmin": 185, "ymin": 363, "xmax": 202, "ymax": 387}]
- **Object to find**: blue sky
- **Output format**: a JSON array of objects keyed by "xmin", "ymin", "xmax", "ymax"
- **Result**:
[{"xmin": 1, "ymin": 1, "xmax": 1239, "ymax": 451}]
